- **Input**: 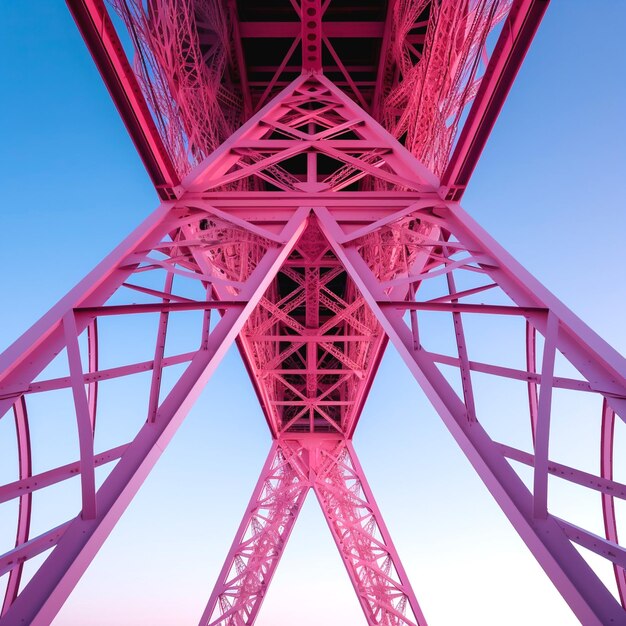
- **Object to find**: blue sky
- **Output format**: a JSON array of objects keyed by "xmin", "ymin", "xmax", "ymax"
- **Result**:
[{"xmin": 0, "ymin": 2, "xmax": 625, "ymax": 625}]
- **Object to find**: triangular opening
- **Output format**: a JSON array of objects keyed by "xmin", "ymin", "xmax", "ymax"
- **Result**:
[
  {"xmin": 185, "ymin": 74, "xmax": 436, "ymax": 195},
  {"xmin": 255, "ymin": 494, "xmax": 366, "ymax": 626}
]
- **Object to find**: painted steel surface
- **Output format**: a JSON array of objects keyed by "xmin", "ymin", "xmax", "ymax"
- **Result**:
[{"xmin": 2, "ymin": 2, "xmax": 626, "ymax": 625}]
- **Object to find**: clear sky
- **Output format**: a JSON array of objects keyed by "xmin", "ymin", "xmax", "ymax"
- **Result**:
[{"xmin": 0, "ymin": 2, "xmax": 625, "ymax": 625}]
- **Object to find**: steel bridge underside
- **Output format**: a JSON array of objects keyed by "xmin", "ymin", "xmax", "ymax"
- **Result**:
[{"xmin": 2, "ymin": 2, "xmax": 626, "ymax": 626}]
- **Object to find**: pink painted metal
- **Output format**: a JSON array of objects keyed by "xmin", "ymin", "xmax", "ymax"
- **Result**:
[
  {"xmin": 2, "ymin": 2, "xmax": 626, "ymax": 625},
  {"xmin": 0, "ymin": 398, "xmax": 31, "ymax": 617},
  {"xmin": 93, "ymin": 0, "xmax": 519, "ymax": 185},
  {"xmin": 66, "ymin": 0, "xmax": 180, "ymax": 199},
  {"xmin": 200, "ymin": 438, "xmax": 426, "ymax": 626}
]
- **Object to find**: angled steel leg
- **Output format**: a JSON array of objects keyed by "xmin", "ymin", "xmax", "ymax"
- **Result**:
[
  {"xmin": 198, "ymin": 441, "xmax": 308, "ymax": 626},
  {"xmin": 0, "ymin": 208, "xmax": 307, "ymax": 626},
  {"xmin": 313, "ymin": 440, "xmax": 427, "ymax": 626},
  {"xmin": 201, "ymin": 436, "xmax": 427, "ymax": 626},
  {"xmin": 316, "ymin": 206, "xmax": 626, "ymax": 626}
]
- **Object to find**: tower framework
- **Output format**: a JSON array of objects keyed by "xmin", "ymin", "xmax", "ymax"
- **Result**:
[{"xmin": 1, "ymin": 2, "xmax": 626, "ymax": 625}]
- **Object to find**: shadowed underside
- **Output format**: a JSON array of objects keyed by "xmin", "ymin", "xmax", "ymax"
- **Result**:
[
  {"xmin": 67, "ymin": 0, "xmax": 549, "ymax": 200},
  {"xmin": 2, "ymin": 2, "xmax": 626, "ymax": 625},
  {"xmin": 109, "ymin": 0, "xmax": 509, "ymax": 179}
]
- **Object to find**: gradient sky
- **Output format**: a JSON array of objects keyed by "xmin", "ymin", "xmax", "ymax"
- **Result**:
[{"xmin": 0, "ymin": 2, "xmax": 625, "ymax": 625}]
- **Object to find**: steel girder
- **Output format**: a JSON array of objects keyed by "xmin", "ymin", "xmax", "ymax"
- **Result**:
[
  {"xmin": 67, "ymin": 0, "xmax": 548, "ymax": 200},
  {"xmin": 0, "ymin": 75, "xmax": 625, "ymax": 626}
]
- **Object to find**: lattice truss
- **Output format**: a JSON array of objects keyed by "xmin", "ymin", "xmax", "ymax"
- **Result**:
[
  {"xmin": 108, "ymin": 0, "xmax": 245, "ymax": 175},
  {"xmin": 378, "ymin": 0, "xmax": 511, "ymax": 176},
  {"xmin": 201, "ymin": 439, "xmax": 424, "ymax": 626},
  {"xmin": 106, "ymin": 0, "xmax": 511, "ymax": 179},
  {"xmin": 1, "ymin": 74, "xmax": 626, "ymax": 626},
  {"xmin": 240, "ymin": 219, "xmax": 385, "ymax": 435}
]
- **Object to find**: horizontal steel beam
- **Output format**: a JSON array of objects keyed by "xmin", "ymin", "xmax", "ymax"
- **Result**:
[
  {"xmin": 558, "ymin": 518, "xmax": 626, "ymax": 570},
  {"xmin": 498, "ymin": 443, "xmax": 626, "ymax": 499},
  {"xmin": 239, "ymin": 21, "xmax": 385, "ymax": 38},
  {"xmin": 0, "ymin": 523, "xmax": 71, "ymax": 577},
  {"xmin": 0, "ymin": 445, "xmax": 129, "ymax": 504},
  {"xmin": 247, "ymin": 335, "xmax": 370, "ymax": 342},
  {"xmin": 75, "ymin": 301, "xmax": 245, "ymax": 317},
  {"xmin": 428, "ymin": 351, "xmax": 595, "ymax": 393},
  {"xmin": 379, "ymin": 301, "xmax": 547, "ymax": 316}
]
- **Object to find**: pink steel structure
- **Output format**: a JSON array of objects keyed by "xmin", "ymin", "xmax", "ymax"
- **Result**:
[{"xmin": 1, "ymin": 1, "xmax": 625, "ymax": 625}]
